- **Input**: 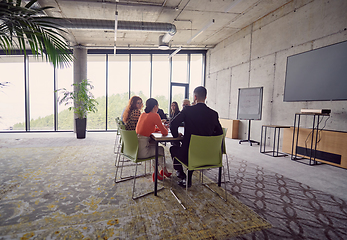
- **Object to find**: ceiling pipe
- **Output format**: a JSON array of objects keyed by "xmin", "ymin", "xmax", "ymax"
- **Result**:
[{"xmin": 48, "ymin": 18, "xmax": 176, "ymax": 43}]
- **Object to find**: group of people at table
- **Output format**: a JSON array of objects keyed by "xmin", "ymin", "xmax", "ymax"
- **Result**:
[{"xmin": 121, "ymin": 86, "xmax": 223, "ymax": 188}]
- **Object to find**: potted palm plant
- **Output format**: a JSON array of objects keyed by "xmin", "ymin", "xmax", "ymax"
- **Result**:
[{"xmin": 57, "ymin": 79, "xmax": 98, "ymax": 139}]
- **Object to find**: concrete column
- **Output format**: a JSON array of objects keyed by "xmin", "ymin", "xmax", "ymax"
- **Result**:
[
  {"xmin": 73, "ymin": 45, "xmax": 87, "ymax": 85},
  {"xmin": 73, "ymin": 45, "xmax": 87, "ymax": 131}
]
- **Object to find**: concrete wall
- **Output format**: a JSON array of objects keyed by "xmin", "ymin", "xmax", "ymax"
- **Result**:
[{"xmin": 206, "ymin": 0, "xmax": 347, "ymax": 143}]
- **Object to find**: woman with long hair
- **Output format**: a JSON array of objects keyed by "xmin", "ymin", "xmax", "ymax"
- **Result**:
[
  {"xmin": 136, "ymin": 98, "xmax": 171, "ymax": 181},
  {"xmin": 170, "ymin": 101, "xmax": 180, "ymax": 119},
  {"xmin": 122, "ymin": 96, "xmax": 143, "ymax": 130}
]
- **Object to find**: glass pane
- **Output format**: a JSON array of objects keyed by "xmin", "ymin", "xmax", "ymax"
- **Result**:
[
  {"xmin": 29, "ymin": 57, "xmax": 54, "ymax": 131},
  {"xmin": 190, "ymin": 54, "xmax": 204, "ymax": 90},
  {"xmin": 172, "ymin": 55, "xmax": 188, "ymax": 83},
  {"xmin": 108, "ymin": 54, "xmax": 130, "ymax": 129},
  {"xmin": 152, "ymin": 55, "xmax": 169, "ymax": 114},
  {"xmin": 56, "ymin": 65, "xmax": 74, "ymax": 131},
  {"xmin": 131, "ymin": 55, "xmax": 150, "ymax": 100},
  {"xmin": 172, "ymin": 86, "xmax": 186, "ymax": 112},
  {"xmin": 0, "ymin": 56, "xmax": 25, "ymax": 131},
  {"xmin": 87, "ymin": 55, "xmax": 106, "ymax": 130}
]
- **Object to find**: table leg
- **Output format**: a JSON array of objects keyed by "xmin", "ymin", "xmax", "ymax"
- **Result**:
[
  {"xmin": 273, "ymin": 127, "xmax": 276, "ymax": 157},
  {"xmin": 260, "ymin": 126, "xmax": 264, "ymax": 153},
  {"xmin": 155, "ymin": 141, "xmax": 158, "ymax": 196},
  {"xmin": 313, "ymin": 115, "xmax": 320, "ymax": 164},
  {"xmin": 276, "ymin": 128, "xmax": 281, "ymax": 157},
  {"xmin": 309, "ymin": 115, "xmax": 316, "ymax": 165},
  {"xmin": 218, "ymin": 167, "xmax": 222, "ymax": 187}
]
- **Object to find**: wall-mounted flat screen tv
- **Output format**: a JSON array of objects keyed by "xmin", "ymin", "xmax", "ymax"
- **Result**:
[{"xmin": 284, "ymin": 40, "xmax": 347, "ymax": 102}]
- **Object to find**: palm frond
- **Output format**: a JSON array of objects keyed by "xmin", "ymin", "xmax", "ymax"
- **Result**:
[{"xmin": 0, "ymin": 0, "xmax": 73, "ymax": 68}]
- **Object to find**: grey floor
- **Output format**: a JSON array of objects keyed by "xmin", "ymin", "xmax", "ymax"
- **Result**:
[
  {"xmin": 225, "ymin": 136, "xmax": 347, "ymax": 202},
  {"xmin": 1, "ymin": 131, "xmax": 346, "ymax": 202}
]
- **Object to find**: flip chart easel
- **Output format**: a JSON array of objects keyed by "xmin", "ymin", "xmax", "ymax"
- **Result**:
[{"xmin": 237, "ymin": 87, "xmax": 263, "ymax": 146}]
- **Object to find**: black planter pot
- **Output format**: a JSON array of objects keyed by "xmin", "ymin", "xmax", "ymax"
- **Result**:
[{"xmin": 75, "ymin": 118, "xmax": 87, "ymax": 139}]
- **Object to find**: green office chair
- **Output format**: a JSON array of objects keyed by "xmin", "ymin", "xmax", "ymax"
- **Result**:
[
  {"xmin": 114, "ymin": 117, "xmax": 124, "ymax": 156},
  {"xmin": 114, "ymin": 117, "xmax": 138, "ymax": 179},
  {"xmin": 170, "ymin": 134, "xmax": 227, "ymax": 210},
  {"xmin": 115, "ymin": 129, "xmax": 165, "ymax": 200},
  {"xmin": 222, "ymin": 128, "xmax": 231, "ymax": 181}
]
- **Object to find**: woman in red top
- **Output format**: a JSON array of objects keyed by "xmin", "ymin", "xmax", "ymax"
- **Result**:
[{"xmin": 136, "ymin": 98, "xmax": 171, "ymax": 181}]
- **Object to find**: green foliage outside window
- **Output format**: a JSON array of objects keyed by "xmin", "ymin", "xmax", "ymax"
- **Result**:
[{"xmin": 12, "ymin": 92, "xmax": 174, "ymax": 131}]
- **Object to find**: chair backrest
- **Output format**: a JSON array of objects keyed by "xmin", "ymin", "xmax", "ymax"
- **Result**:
[
  {"xmin": 116, "ymin": 117, "xmax": 126, "ymax": 131},
  {"xmin": 119, "ymin": 129, "xmax": 139, "ymax": 161},
  {"xmin": 188, "ymin": 134, "xmax": 223, "ymax": 169},
  {"xmin": 222, "ymin": 128, "xmax": 228, "ymax": 154}
]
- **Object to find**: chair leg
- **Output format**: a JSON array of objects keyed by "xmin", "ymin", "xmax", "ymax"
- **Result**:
[
  {"xmin": 169, "ymin": 159, "xmax": 187, "ymax": 210},
  {"xmin": 223, "ymin": 166, "xmax": 227, "ymax": 201},
  {"xmin": 115, "ymin": 141, "xmax": 121, "ymax": 166},
  {"xmin": 119, "ymin": 154, "xmax": 125, "ymax": 178},
  {"xmin": 114, "ymin": 152, "xmax": 120, "ymax": 183},
  {"xmin": 202, "ymin": 167, "xmax": 227, "ymax": 202},
  {"xmin": 172, "ymin": 167, "xmax": 190, "ymax": 209},
  {"xmin": 185, "ymin": 169, "xmax": 189, "ymax": 207},
  {"xmin": 115, "ymin": 155, "xmax": 134, "ymax": 183},
  {"xmin": 132, "ymin": 163, "xmax": 138, "ymax": 200},
  {"xmin": 225, "ymin": 153, "xmax": 231, "ymax": 181},
  {"xmin": 132, "ymin": 161, "xmax": 165, "ymax": 200},
  {"xmin": 114, "ymin": 135, "xmax": 121, "ymax": 165},
  {"xmin": 170, "ymin": 188, "xmax": 186, "ymax": 210},
  {"xmin": 221, "ymin": 154, "xmax": 230, "ymax": 183},
  {"xmin": 114, "ymin": 133, "xmax": 119, "ymax": 154}
]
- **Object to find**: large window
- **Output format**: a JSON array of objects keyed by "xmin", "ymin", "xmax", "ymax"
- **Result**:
[
  {"xmin": 88, "ymin": 55, "xmax": 106, "ymax": 130},
  {"xmin": 0, "ymin": 51, "xmax": 205, "ymax": 132},
  {"xmin": 28, "ymin": 57, "xmax": 55, "ymax": 130},
  {"xmin": 190, "ymin": 54, "xmax": 204, "ymax": 90},
  {"xmin": 108, "ymin": 54, "xmax": 130, "ymax": 129},
  {"xmin": 0, "ymin": 56, "xmax": 25, "ymax": 131},
  {"xmin": 56, "ymin": 64, "xmax": 74, "ymax": 131},
  {"xmin": 152, "ymin": 55, "xmax": 170, "ymax": 113},
  {"xmin": 131, "ymin": 55, "xmax": 151, "ymax": 100},
  {"xmin": 172, "ymin": 55, "xmax": 188, "ymax": 83}
]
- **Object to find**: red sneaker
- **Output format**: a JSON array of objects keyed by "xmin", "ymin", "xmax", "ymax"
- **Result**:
[
  {"xmin": 160, "ymin": 169, "xmax": 172, "ymax": 178},
  {"xmin": 152, "ymin": 172, "xmax": 164, "ymax": 182}
]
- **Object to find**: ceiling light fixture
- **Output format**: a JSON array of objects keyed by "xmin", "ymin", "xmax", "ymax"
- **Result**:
[
  {"xmin": 158, "ymin": 35, "xmax": 170, "ymax": 50},
  {"xmin": 186, "ymin": 19, "xmax": 214, "ymax": 44},
  {"xmin": 169, "ymin": 46, "xmax": 182, "ymax": 58},
  {"xmin": 224, "ymin": 0, "xmax": 242, "ymax": 13}
]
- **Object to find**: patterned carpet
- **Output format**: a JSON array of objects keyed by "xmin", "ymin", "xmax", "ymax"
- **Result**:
[
  {"xmin": 204, "ymin": 157, "xmax": 347, "ymax": 240},
  {"xmin": 0, "ymin": 135, "xmax": 271, "ymax": 239}
]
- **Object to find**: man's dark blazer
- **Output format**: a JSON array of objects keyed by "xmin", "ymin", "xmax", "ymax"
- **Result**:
[
  {"xmin": 157, "ymin": 108, "xmax": 167, "ymax": 120},
  {"xmin": 170, "ymin": 102, "xmax": 223, "ymax": 162}
]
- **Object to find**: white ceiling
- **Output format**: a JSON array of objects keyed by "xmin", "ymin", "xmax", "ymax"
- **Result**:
[{"xmin": 38, "ymin": 0, "xmax": 292, "ymax": 50}]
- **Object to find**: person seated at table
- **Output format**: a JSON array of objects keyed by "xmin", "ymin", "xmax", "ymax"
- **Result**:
[
  {"xmin": 157, "ymin": 107, "xmax": 167, "ymax": 120},
  {"xmin": 122, "ymin": 96, "xmax": 143, "ymax": 130},
  {"xmin": 170, "ymin": 101, "xmax": 180, "ymax": 119},
  {"xmin": 136, "ymin": 98, "xmax": 171, "ymax": 181},
  {"xmin": 182, "ymin": 99, "xmax": 191, "ymax": 108},
  {"xmin": 170, "ymin": 86, "xmax": 223, "ymax": 188}
]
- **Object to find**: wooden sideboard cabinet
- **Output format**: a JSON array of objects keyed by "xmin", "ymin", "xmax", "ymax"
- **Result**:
[
  {"xmin": 219, "ymin": 119, "xmax": 239, "ymax": 139},
  {"xmin": 282, "ymin": 127, "xmax": 347, "ymax": 169}
]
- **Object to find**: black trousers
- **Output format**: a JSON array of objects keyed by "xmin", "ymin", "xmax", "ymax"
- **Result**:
[{"xmin": 170, "ymin": 145, "xmax": 193, "ymax": 182}]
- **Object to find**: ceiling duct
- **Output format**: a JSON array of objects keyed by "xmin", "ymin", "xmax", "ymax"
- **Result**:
[
  {"xmin": 158, "ymin": 35, "xmax": 169, "ymax": 50},
  {"xmin": 48, "ymin": 18, "xmax": 176, "ymax": 45}
]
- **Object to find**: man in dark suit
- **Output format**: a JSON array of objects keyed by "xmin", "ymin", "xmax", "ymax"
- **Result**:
[
  {"xmin": 170, "ymin": 86, "xmax": 223, "ymax": 187},
  {"xmin": 157, "ymin": 108, "xmax": 167, "ymax": 120}
]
